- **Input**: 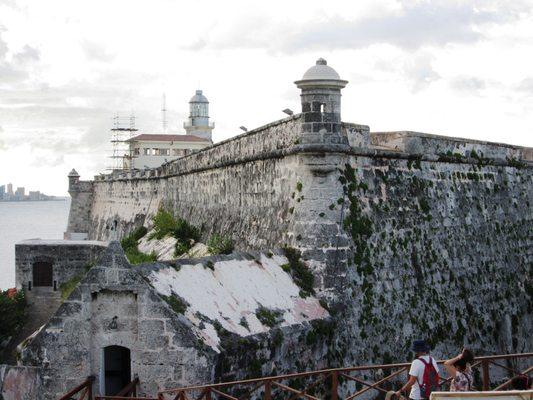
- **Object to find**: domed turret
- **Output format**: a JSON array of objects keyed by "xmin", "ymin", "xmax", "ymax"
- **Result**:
[
  {"xmin": 294, "ymin": 58, "xmax": 348, "ymax": 139},
  {"xmin": 296, "ymin": 58, "xmax": 346, "ymax": 86},
  {"xmin": 184, "ymin": 89, "xmax": 214, "ymax": 142}
]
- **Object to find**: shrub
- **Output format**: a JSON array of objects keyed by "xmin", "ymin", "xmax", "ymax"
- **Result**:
[
  {"xmin": 121, "ymin": 227, "xmax": 157, "ymax": 264},
  {"xmin": 125, "ymin": 250, "xmax": 157, "ymax": 264},
  {"xmin": 255, "ymin": 306, "xmax": 282, "ymax": 327},
  {"xmin": 175, "ymin": 241, "xmax": 192, "ymax": 257},
  {"xmin": 131, "ymin": 226, "xmax": 148, "ymax": 241},
  {"xmin": 150, "ymin": 208, "xmax": 200, "ymax": 242},
  {"xmin": 207, "ymin": 234, "xmax": 234, "ymax": 255},
  {"xmin": 0, "ymin": 289, "xmax": 27, "ymax": 348},
  {"xmin": 149, "ymin": 209, "xmax": 179, "ymax": 240},
  {"xmin": 239, "ymin": 316, "xmax": 250, "ymax": 330}
]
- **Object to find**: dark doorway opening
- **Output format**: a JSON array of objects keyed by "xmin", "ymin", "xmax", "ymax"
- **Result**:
[
  {"xmin": 32, "ymin": 262, "xmax": 53, "ymax": 287},
  {"xmin": 104, "ymin": 345, "xmax": 131, "ymax": 395}
]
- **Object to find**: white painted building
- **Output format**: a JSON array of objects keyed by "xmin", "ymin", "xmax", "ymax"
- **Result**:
[
  {"xmin": 125, "ymin": 134, "xmax": 211, "ymax": 169},
  {"xmin": 125, "ymin": 89, "xmax": 214, "ymax": 169}
]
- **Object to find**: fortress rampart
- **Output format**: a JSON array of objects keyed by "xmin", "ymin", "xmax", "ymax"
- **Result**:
[
  {"xmin": 44, "ymin": 58, "xmax": 532, "ymax": 397},
  {"xmin": 67, "ymin": 117, "xmax": 533, "ymax": 367}
]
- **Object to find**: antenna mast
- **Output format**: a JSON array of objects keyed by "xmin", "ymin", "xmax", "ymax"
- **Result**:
[{"xmin": 162, "ymin": 93, "xmax": 167, "ymax": 133}]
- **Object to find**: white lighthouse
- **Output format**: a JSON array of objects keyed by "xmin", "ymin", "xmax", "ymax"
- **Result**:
[{"xmin": 183, "ymin": 89, "xmax": 214, "ymax": 142}]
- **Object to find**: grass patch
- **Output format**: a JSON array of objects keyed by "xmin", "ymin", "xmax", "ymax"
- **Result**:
[
  {"xmin": 121, "ymin": 226, "xmax": 157, "ymax": 264},
  {"xmin": 207, "ymin": 234, "xmax": 234, "ymax": 255},
  {"xmin": 148, "ymin": 208, "xmax": 201, "ymax": 257},
  {"xmin": 60, "ymin": 262, "xmax": 95, "ymax": 300},
  {"xmin": 255, "ymin": 306, "xmax": 283, "ymax": 328},
  {"xmin": 162, "ymin": 295, "xmax": 187, "ymax": 314},
  {"xmin": 239, "ymin": 317, "xmax": 250, "ymax": 331}
]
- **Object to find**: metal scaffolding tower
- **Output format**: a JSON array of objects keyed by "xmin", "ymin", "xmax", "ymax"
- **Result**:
[{"xmin": 108, "ymin": 113, "xmax": 138, "ymax": 171}]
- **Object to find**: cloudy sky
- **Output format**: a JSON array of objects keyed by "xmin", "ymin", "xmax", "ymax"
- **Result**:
[{"xmin": 1, "ymin": 0, "xmax": 532, "ymax": 195}]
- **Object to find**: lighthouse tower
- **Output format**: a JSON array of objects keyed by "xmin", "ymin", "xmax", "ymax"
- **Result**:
[{"xmin": 183, "ymin": 90, "xmax": 214, "ymax": 142}]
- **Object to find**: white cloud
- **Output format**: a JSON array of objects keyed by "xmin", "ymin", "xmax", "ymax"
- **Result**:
[
  {"xmin": 449, "ymin": 76, "xmax": 486, "ymax": 94},
  {"xmin": 185, "ymin": 0, "xmax": 529, "ymax": 53},
  {"xmin": 403, "ymin": 52, "xmax": 441, "ymax": 92},
  {"xmin": 81, "ymin": 40, "xmax": 115, "ymax": 62},
  {"xmin": 517, "ymin": 78, "xmax": 533, "ymax": 94}
]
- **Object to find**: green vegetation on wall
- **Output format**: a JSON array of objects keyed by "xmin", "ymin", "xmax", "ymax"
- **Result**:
[
  {"xmin": 207, "ymin": 234, "xmax": 235, "ymax": 255},
  {"xmin": 120, "ymin": 226, "xmax": 157, "ymax": 264},
  {"xmin": 59, "ymin": 263, "xmax": 94, "ymax": 300},
  {"xmin": 339, "ymin": 163, "xmax": 373, "ymax": 273},
  {"xmin": 161, "ymin": 294, "xmax": 188, "ymax": 314},
  {"xmin": 281, "ymin": 247, "xmax": 315, "ymax": 297},
  {"xmin": 255, "ymin": 306, "xmax": 283, "ymax": 327},
  {"xmin": 150, "ymin": 208, "xmax": 201, "ymax": 256}
]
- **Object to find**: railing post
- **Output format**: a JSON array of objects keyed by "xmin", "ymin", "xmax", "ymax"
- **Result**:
[
  {"xmin": 482, "ymin": 360, "xmax": 490, "ymax": 391},
  {"xmin": 264, "ymin": 380, "xmax": 271, "ymax": 400},
  {"xmin": 332, "ymin": 371, "xmax": 338, "ymax": 400}
]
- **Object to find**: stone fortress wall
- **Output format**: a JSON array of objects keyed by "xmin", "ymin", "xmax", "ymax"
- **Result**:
[
  {"xmin": 19, "ymin": 58, "xmax": 531, "ymax": 397},
  {"xmin": 84, "ymin": 115, "xmax": 305, "ymax": 250}
]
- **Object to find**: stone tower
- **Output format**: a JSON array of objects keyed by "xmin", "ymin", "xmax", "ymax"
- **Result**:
[
  {"xmin": 294, "ymin": 58, "xmax": 348, "ymax": 145},
  {"xmin": 183, "ymin": 89, "xmax": 214, "ymax": 142},
  {"xmin": 65, "ymin": 169, "xmax": 93, "ymax": 240}
]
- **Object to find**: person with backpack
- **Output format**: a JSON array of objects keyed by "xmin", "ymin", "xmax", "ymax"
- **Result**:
[
  {"xmin": 444, "ymin": 348, "xmax": 474, "ymax": 391},
  {"xmin": 395, "ymin": 339, "xmax": 440, "ymax": 399}
]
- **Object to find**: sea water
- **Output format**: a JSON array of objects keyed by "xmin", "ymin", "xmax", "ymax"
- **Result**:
[{"xmin": 0, "ymin": 199, "xmax": 70, "ymax": 290}]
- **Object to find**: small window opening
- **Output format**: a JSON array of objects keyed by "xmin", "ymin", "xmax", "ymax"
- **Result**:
[{"xmin": 320, "ymin": 104, "xmax": 325, "ymax": 113}]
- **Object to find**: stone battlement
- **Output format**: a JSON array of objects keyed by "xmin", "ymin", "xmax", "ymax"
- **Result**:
[
  {"xmin": 93, "ymin": 124, "xmax": 531, "ymax": 185},
  {"xmin": 371, "ymin": 130, "xmax": 532, "ymax": 161}
]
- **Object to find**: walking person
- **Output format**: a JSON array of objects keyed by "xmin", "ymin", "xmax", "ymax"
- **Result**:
[
  {"xmin": 444, "ymin": 349, "xmax": 474, "ymax": 392},
  {"xmin": 395, "ymin": 340, "xmax": 440, "ymax": 399}
]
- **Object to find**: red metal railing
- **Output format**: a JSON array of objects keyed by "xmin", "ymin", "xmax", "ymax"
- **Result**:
[
  {"xmin": 59, "ymin": 376, "xmax": 95, "ymax": 400},
  {"xmin": 94, "ymin": 377, "xmax": 158, "ymax": 400},
  {"xmin": 157, "ymin": 353, "xmax": 533, "ymax": 400}
]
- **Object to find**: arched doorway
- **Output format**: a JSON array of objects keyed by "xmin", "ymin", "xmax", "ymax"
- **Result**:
[
  {"xmin": 103, "ymin": 345, "xmax": 131, "ymax": 395},
  {"xmin": 32, "ymin": 261, "xmax": 53, "ymax": 287}
]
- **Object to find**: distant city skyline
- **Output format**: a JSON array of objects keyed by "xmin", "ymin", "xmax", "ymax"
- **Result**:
[
  {"xmin": 1, "ymin": 0, "xmax": 533, "ymax": 196},
  {"xmin": 0, "ymin": 182, "xmax": 58, "ymax": 201}
]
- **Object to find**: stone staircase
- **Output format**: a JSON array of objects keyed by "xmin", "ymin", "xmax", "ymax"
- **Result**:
[{"xmin": 1, "ymin": 287, "xmax": 62, "ymax": 364}]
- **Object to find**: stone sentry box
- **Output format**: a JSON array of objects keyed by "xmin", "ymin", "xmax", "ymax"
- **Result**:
[{"xmin": 15, "ymin": 239, "xmax": 107, "ymax": 292}]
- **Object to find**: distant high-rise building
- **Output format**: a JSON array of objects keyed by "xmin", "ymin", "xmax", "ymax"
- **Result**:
[
  {"xmin": 29, "ymin": 191, "xmax": 41, "ymax": 201},
  {"xmin": 15, "ymin": 187, "xmax": 25, "ymax": 200},
  {"xmin": 0, "ymin": 185, "xmax": 4, "ymax": 200},
  {"xmin": 7, "ymin": 183, "xmax": 13, "ymax": 196}
]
